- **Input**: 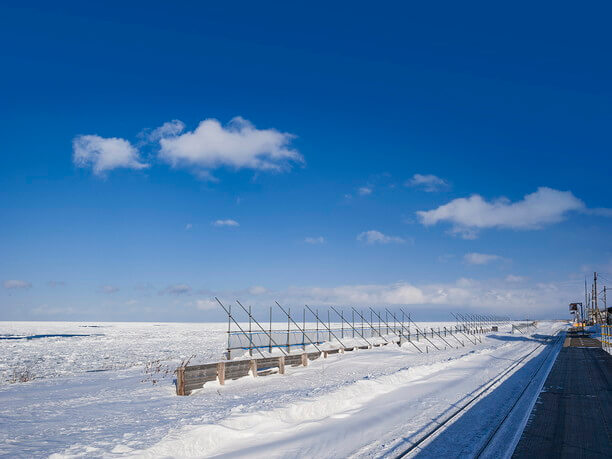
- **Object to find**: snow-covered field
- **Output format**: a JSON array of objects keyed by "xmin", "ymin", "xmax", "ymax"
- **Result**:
[{"xmin": 0, "ymin": 320, "xmax": 566, "ymax": 458}]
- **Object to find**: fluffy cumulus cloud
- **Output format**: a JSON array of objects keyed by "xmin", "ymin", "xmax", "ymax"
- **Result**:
[
  {"xmin": 305, "ymin": 236, "xmax": 325, "ymax": 244},
  {"xmin": 407, "ymin": 174, "xmax": 448, "ymax": 192},
  {"xmin": 73, "ymin": 135, "xmax": 149, "ymax": 176},
  {"xmin": 72, "ymin": 117, "xmax": 301, "ymax": 180},
  {"xmin": 212, "ymin": 219, "xmax": 239, "ymax": 227},
  {"xmin": 357, "ymin": 230, "xmax": 405, "ymax": 244},
  {"xmin": 3, "ymin": 279, "xmax": 31, "ymax": 289},
  {"xmin": 417, "ymin": 187, "xmax": 585, "ymax": 238},
  {"xmin": 157, "ymin": 116, "xmax": 302, "ymax": 176},
  {"xmin": 464, "ymin": 252, "xmax": 503, "ymax": 265}
]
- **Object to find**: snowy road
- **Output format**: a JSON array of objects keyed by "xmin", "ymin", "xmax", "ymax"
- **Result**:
[{"xmin": 0, "ymin": 321, "xmax": 565, "ymax": 458}]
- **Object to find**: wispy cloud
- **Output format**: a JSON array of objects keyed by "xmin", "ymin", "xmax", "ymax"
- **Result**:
[
  {"xmin": 249, "ymin": 286, "xmax": 268, "ymax": 295},
  {"xmin": 583, "ymin": 207, "xmax": 612, "ymax": 217},
  {"xmin": 160, "ymin": 284, "xmax": 192, "ymax": 295},
  {"xmin": 417, "ymin": 187, "xmax": 585, "ymax": 238},
  {"xmin": 185, "ymin": 223, "xmax": 193, "ymax": 230},
  {"xmin": 3, "ymin": 279, "xmax": 31, "ymax": 289},
  {"xmin": 32, "ymin": 305, "xmax": 79, "ymax": 316},
  {"xmin": 212, "ymin": 219, "xmax": 239, "ymax": 227},
  {"xmin": 438, "ymin": 254, "xmax": 455, "ymax": 263},
  {"xmin": 358, "ymin": 186, "xmax": 373, "ymax": 196},
  {"xmin": 305, "ymin": 236, "xmax": 325, "ymax": 244},
  {"xmin": 157, "ymin": 116, "xmax": 302, "ymax": 177},
  {"xmin": 100, "ymin": 285, "xmax": 119, "ymax": 294},
  {"xmin": 47, "ymin": 281, "xmax": 66, "ymax": 287},
  {"xmin": 73, "ymin": 135, "xmax": 149, "ymax": 176},
  {"xmin": 505, "ymin": 274, "xmax": 528, "ymax": 282},
  {"xmin": 146, "ymin": 119, "xmax": 185, "ymax": 142},
  {"xmin": 464, "ymin": 252, "xmax": 504, "ymax": 265},
  {"xmin": 196, "ymin": 299, "xmax": 217, "ymax": 310},
  {"xmin": 208, "ymin": 277, "xmax": 581, "ymax": 316},
  {"xmin": 407, "ymin": 174, "xmax": 449, "ymax": 192},
  {"xmin": 357, "ymin": 230, "xmax": 405, "ymax": 244}
]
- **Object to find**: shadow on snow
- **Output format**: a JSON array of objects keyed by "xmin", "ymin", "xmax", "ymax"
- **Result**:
[{"xmin": 384, "ymin": 334, "xmax": 555, "ymax": 458}]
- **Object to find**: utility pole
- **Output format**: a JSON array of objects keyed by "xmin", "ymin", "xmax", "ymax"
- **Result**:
[
  {"xmin": 585, "ymin": 277, "xmax": 588, "ymax": 323},
  {"xmin": 594, "ymin": 272, "xmax": 598, "ymax": 312},
  {"xmin": 590, "ymin": 284, "xmax": 593, "ymax": 323},
  {"xmin": 605, "ymin": 286, "xmax": 609, "ymax": 325}
]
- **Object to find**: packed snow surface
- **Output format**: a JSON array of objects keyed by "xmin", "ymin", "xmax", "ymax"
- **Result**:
[{"xmin": 0, "ymin": 320, "xmax": 565, "ymax": 458}]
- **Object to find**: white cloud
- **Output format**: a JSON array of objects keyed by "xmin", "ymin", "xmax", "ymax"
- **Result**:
[
  {"xmin": 161, "ymin": 284, "xmax": 192, "ymax": 295},
  {"xmin": 286, "ymin": 283, "xmax": 426, "ymax": 306},
  {"xmin": 182, "ymin": 275, "xmax": 582, "ymax": 317},
  {"xmin": 358, "ymin": 187, "xmax": 373, "ymax": 196},
  {"xmin": 357, "ymin": 230, "xmax": 405, "ymax": 244},
  {"xmin": 101, "ymin": 285, "xmax": 119, "ymax": 294},
  {"xmin": 448, "ymin": 227, "xmax": 479, "ymax": 240},
  {"xmin": 196, "ymin": 299, "xmax": 217, "ymax": 310},
  {"xmin": 47, "ymin": 281, "xmax": 66, "ymax": 287},
  {"xmin": 147, "ymin": 119, "xmax": 185, "ymax": 141},
  {"xmin": 213, "ymin": 219, "xmax": 239, "ymax": 227},
  {"xmin": 185, "ymin": 223, "xmax": 193, "ymax": 230},
  {"xmin": 73, "ymin": 135, "xmax": 149, "ymax": 176},
  {"xmin": 417, "ymin": 187, "xmax": 585, "ymax": 238},
  {"xmin": 505, "ymin": 275, "xmax": 528, "ymax": 282},
  {"xmin": 276, "ymin": 278, "xmax": 578, "ymax": 316},
  {"xmin": 3, "ymin": 279, "xmax": 31, "ymax": 289},
  {"xmin": 32, "ymin": 305, "xmax": 79, "ymax": 316},
  {"xmin": 157, "ymin": 116, "xmax": 302, "ymax": 176},
  {"xmin": 407, "ymin": 174, "xmax": 448, "ymax": 192},
  {"xmin": 464, "ymin": 252, "xmax": 503, "ymax": 265},
  {"xmin": 584, "ymin": 207, "xmax": 612, "ymax": 217},
  {"xmin": 249, "ymin": 286, "xmax": 268, "ymax": 295},
  {"xmin": 305, "ymin": 236, "xmax": 325, "ymax": 244}
]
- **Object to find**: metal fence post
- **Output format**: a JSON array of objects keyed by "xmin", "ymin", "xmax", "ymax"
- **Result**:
[
  {"xmin": 248, "ymin": 305, "xmax": 253, "ymax": 357},
  {"xmin": 287, "ymin": 307, "xmax": 291, "ymax": 353},
  {"xmin": 269, "ymin": 306, "xmax": 272, "ymax": 354}
]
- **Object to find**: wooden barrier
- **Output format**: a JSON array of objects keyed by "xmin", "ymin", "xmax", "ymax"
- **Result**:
[
  {"xmin": 176, "ymin": 325, "xmax": 500, "ymax": 395},
  {"xmin": 177, "ymin": 353, "xmax": 313, "ymax": 395},
  {"xmin": 176, "ymin": 340, "xmax": 402, "ymax": 395}
]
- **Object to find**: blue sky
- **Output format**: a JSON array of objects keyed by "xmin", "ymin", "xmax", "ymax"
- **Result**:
[{"xmin": 1, "ymin": 1, "xmax": 611, "ymax": 321}]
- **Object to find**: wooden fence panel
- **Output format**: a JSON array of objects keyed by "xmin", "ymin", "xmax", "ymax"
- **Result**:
[{"xmin": 176, "ymin": 323, "xmax": 509, "ymax": 395}]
